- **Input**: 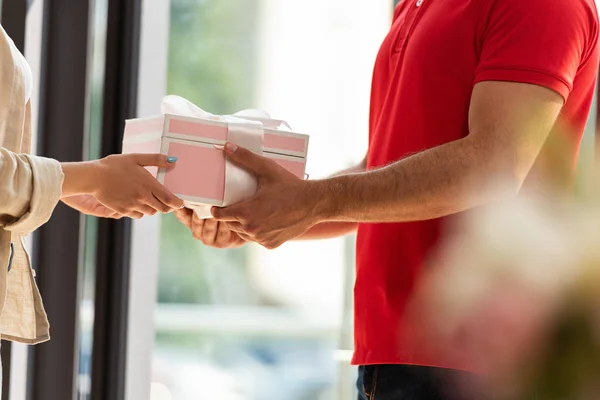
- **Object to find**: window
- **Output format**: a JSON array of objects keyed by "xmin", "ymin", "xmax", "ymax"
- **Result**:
[
  {"xmin": 127, "ymin": 1, "xmax": 393, "ymax": 399},
  {"xmin": 77, "ymin": 0, "xmax": 109, "ymax": 398}
]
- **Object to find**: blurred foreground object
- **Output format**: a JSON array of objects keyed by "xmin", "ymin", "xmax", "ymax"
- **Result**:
[{"xmin": 408, "ymin": 134, "xmax": 600, "ymax": 400}]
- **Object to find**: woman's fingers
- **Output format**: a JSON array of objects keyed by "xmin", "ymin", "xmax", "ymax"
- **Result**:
[
  {"xmin": 109, "ymin": 202, "xmax": 155, "ymax": 219},
  {"xmin": 125, "ymin": 210, "xmax": 145, "ymax": 219},
  {"xmin": 94, "ymin": 153, "xmax": 183, "ymax": 219},
  {"xmin": 130, "ymin": 153, "xmax": 176, "ymax": 169},
  {"xmin": 151, "ymin": 182, "xmax": 184, "ymax": 210},
  {"xmin": 141, "ymin": 205, "xmax": 158, "ymax": 216},
  {"xmin": 144, "ymin": 193, "xmax": 173, "ymax": 214},
  {"xmin": 110, "ymin": 187, "xmax": 178, "ymax": 217}
]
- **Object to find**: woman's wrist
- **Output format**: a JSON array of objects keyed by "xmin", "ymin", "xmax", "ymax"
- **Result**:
[{"xmin": 60, "ymin": 161, "xmax": 101, "ymax": 198}]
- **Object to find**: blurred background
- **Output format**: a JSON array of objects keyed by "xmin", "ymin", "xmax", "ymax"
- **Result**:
[
  {"xmin": 0, "ymin": 1, "xmax": 391, "ymax": 400},
  {"xmin": 132, "ymin": 1, "xmax": 389, "ymax": 399}
]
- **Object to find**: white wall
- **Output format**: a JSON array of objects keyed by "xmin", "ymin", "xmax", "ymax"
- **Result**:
[
  {"xmin": 250, "ymin": 0, "xmax": 391, "ymax": 320},
  {"xmin": 125, "ymin": 2, "xmax": 171, "ymax": 400}
]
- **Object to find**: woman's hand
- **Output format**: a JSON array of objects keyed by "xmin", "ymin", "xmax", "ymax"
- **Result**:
[
  {"xmin": 61, "ymin": 194, "xmax": 122, "ymax": 218},
  {"xmin": 62, "ymin": 153, "xmax": 184, "ymax": 219},
  {"xmin": 174, "ymin": 208, "xmax": 246, "ymax": 248}
]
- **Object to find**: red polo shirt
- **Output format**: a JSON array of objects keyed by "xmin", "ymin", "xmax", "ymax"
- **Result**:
[{"xmin": 353, "ymin": 0, "xmax": 599, "ymax": 370}]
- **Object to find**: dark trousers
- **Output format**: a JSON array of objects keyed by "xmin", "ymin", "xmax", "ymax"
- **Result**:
[{"xmin": 357, "ymin": 364, "xmax": 495, "ymax": 400}]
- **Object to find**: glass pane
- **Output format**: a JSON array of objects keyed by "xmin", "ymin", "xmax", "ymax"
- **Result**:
[
  {"xmin": 135, "ymin": 1, "xmax": 600, "ymax": 399},
  {"xmin": 77, "ymin": 0, "xmax": 108, "ymax": 398},
  {"xmin": 145, "ymin": 1, "xmax": 392, "ymax": 399}
]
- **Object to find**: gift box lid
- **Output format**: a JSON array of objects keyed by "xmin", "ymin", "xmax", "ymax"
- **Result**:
[{"xmin": 123, "ymin": 113, "xmax": 309, "ymax": 159}]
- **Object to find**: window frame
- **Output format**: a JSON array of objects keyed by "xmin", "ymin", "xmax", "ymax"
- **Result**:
[{"xmin": 0, "ymin": 0, "xmax": 28, "ymax": 397}]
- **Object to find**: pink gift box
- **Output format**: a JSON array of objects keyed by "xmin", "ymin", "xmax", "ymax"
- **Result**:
[{"xmin": 122, "ymin": 113, "xmax": 309, "ymax": 208}]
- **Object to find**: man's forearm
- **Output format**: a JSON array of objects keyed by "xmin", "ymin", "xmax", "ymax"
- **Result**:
[
  {"xmin": 297, "ymin": 222, "xmax": 358, "ymax": 240},
  {"xmin": 212, "ymin": 81, "xmax": 560, "ymax": 249},
  {"xmin": 312, "ymin": 137, "xmax": 518, "ymax": 224},
  {"xmin": 296, "ymin": 157, "xmax": 366, "ymax": 240}
]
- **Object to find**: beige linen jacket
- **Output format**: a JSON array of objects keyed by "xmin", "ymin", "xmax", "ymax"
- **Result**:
[{"xmin": 0, "ymin": 26, "xmax": 63, "ymax": 344}]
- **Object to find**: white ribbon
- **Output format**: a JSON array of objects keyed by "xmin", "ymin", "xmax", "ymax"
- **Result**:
[
  {"xmin": 233, "ymin": 109, "xmax": 292, "ymax": 131},
  {"xmin": 161, "ymin": 96, "xmax": 270, "ymax": 219}
]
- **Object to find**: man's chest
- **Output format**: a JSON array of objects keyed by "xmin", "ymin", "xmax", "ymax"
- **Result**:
[
  {"xmin": 381, "ymin": 0, "xmax": 489, "ymax": 87},
  {"xmin": 368, "ymin": 0, "xmax": 490, "ymax": 165}
]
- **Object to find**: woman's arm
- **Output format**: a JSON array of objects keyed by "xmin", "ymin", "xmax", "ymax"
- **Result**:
[
  {"xmin": 61, "ymin": 154, "xmax": 183, "ymax": 219},
  {"xmin": 0, "ymin": 149, "xmax": 63, "ymax": 233},
  {"xmin": 61, "ymin": 155, "xmax": 173, "ymax": 197},
  {"xmin": 0, "ymin": 149, "xmax": 183, "ymax": 234}
]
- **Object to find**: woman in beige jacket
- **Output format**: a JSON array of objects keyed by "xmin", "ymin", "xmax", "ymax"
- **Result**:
[{"xmin": 0, "ymin": 23, "xmax": 182, "ymax": 371}]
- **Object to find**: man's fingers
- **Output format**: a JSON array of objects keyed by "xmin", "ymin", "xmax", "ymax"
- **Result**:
[
  {"xmin": 191, "ymin": 216, "xmax": 206, "ymax": 241},
  {"xmin": 199, "ymin": 218, "xmax": 218, "ymax": 245},
  {"xmin": 214, "ymin": 226, "xmax": 230, "ymax": 246},
  {"xmin": 211, "ymin": 205, "xmax": 245, "ymax": 222},
  {"xmin": 131, "ymin": 153, "xmax": 178, "ymax": 168},
  {"xmin": 214, "ymin": 229, "xmax": 247, "ymax": 248},
  {"xmin": 232, "ymin": 234, "xmax": 247, "ymax": 246},
  {"xmin": 221, "ymin": 142, "xmax": 280, "ymax": 178},
  {"xmin": 236, "ymin": 232, "xmax": 253, "ymax": 243},
  {"xmin": 174, "ymin": 208, "xmax": 193, "ymax": 229},
  {"xmin": 225, "ymin": 221, "xmax": 245, "ymax": 234},
  {"xmin": 216, "ymin": 223, "xmax": 231, "ymax": 239}
]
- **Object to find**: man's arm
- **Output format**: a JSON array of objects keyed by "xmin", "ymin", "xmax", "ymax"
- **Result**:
[
  {"xmin": 312, "ymin": 81, "xmax": 563, "ymax": 223},
  {"xmin": 211, "ymin": 81, "xmax": 565, "ymax": 249},
  {"xmin": 297, "ymin": 155, "xmax": 367, "ymax": 240}
]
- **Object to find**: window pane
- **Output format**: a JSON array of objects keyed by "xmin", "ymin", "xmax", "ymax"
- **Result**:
[
  {"xmin": 77, "ymin": 0, "xmax": 108, "ymax": 398},
  {"xmin": 135, "ymin": 1, "xmax": 392, "ymax": 399},
  {"xmin": 131, "ymin": 1, "xmax": 600, "ymax": 400}
]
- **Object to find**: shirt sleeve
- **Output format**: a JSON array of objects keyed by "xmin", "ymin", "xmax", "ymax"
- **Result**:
[
  {"xmin": 0, "ymin": 148, "xmax": 64, "ymax": 235},
  {"xmin": 475, "ymin": 0, "xmax": 599, "ymax": 102}
]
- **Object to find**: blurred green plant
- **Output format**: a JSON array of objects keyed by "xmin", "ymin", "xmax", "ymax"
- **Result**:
[
  {"xmin": 411, "ymin": 131, "xmax": 600, "ymax": 399},
  {"xmin": 167, "ymin": 0, "xmax": 257, "ymax": 114},
  {"xmin": 157, "ymin": 0, "xmax": 259, "ymax": 305}
]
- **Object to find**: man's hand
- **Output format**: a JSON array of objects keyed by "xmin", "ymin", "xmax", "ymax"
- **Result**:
[
  {"xmin": 211, "ymin": 143, "xmax": 322, "ymax": 249},
  {"xmin": 62, "ymin": 194, "xmax": 122, "ymax": 218},
  {"xmin": 175, "ymin": 207, "xmax": 246, "ymax": 248}
]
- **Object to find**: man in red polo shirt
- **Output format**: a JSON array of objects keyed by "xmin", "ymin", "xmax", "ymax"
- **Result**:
[{"xmin": 177, "ymin": 0, "xmax": 599, "ymax": 397}]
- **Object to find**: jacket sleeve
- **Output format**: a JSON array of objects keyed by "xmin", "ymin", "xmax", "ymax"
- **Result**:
[{"xmin": 0, "ymin": 148, "xmax": 64, "ymax": 234}]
